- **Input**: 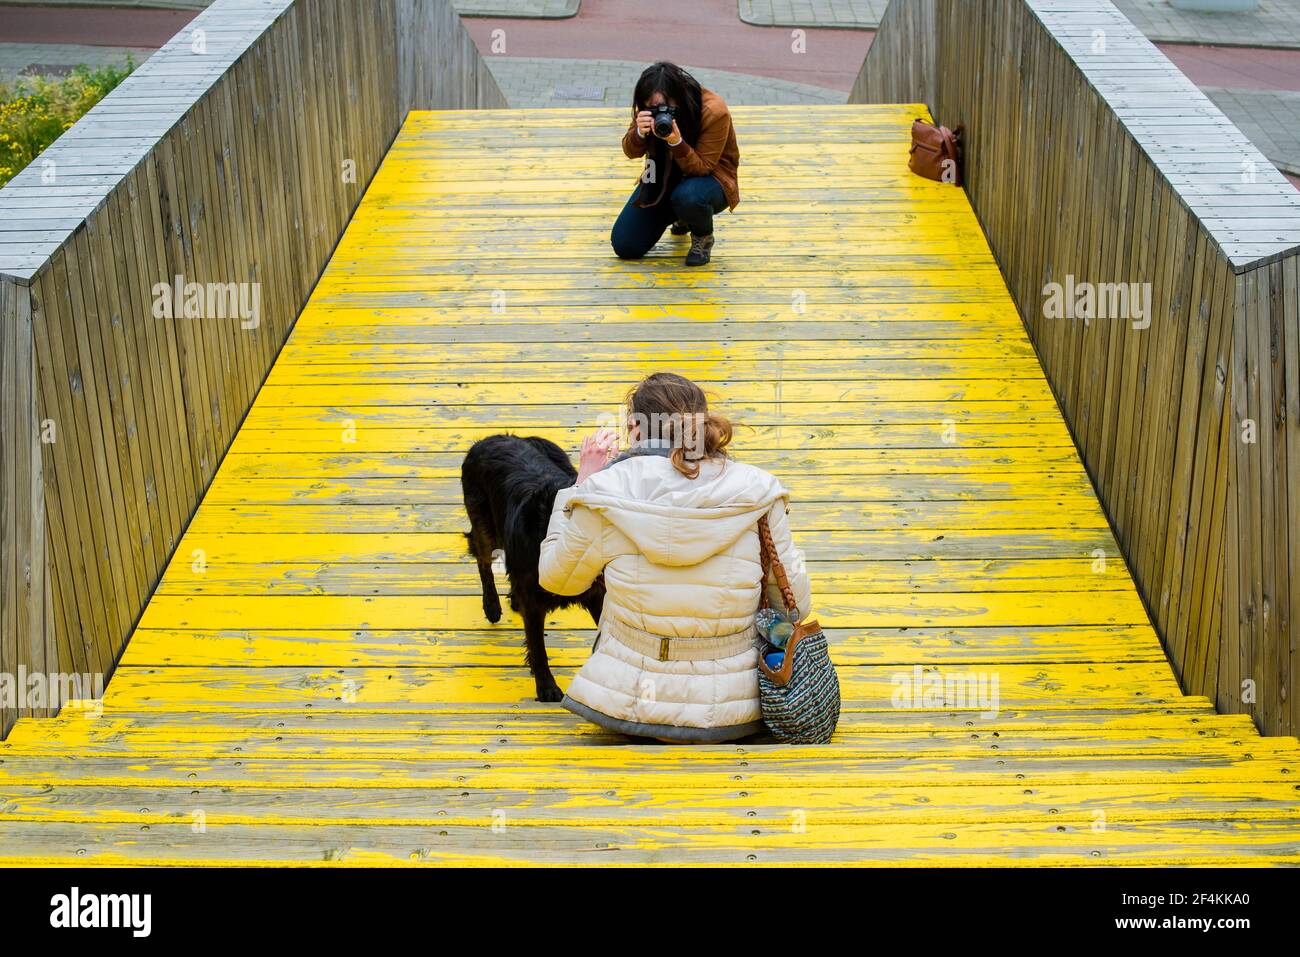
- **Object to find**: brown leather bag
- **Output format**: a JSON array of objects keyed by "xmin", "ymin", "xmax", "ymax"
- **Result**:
[
  {"xmin": 754, "ymin": 514, "xmax": 840, "ymax": 743},
  {"xmin": 755, "ymin": 513, "xmax": 814, "ymax": 689},
  {"xmin": 908, "ymin": 118, "xmax": 963, "ymax": 186}
]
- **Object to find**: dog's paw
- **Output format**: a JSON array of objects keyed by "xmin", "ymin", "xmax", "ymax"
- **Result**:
[
  {"xmin": 535, "ymin": 681, "xmax": 564, "ymax": 703},
  {"xmin": 483, "ymin": 598, "xmax": 502, "ymax": 624}
]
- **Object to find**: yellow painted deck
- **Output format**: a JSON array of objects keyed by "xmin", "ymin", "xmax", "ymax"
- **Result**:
[{"xmin": 2, "ymin": 106, "xmax": 1298, "ymax": 865}]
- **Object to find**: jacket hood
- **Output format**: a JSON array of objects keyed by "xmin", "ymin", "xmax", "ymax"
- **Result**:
[{"xmin": 566, "ymin": 455, "xmax": 787, "ymax": 567}]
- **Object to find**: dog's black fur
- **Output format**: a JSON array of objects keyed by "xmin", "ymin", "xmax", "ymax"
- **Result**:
[{"xmin": 461, "ymin": 434, "xmax": 605, "ymax": 702}]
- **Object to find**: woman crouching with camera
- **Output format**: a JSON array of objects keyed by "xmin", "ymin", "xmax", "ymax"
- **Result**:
[{"xmin": 611, "ymin": 62, "xmax": 740, "ymax": 267}]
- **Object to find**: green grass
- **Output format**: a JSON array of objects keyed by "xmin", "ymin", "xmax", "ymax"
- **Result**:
[{"xmin": 0, "ymin": 59, "xmax": 135, "ymax": 187}]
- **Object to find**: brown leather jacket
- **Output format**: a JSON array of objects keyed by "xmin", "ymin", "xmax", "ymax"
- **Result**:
[{"xmin": 621, "ymin": 88, "xmax": 740, "ymax": 211}]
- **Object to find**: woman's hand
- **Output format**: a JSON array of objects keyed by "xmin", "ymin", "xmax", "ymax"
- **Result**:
[
  {"xmin": 635, "ymin": 113, "xmax": 682, "ymax": 145},
  {"xmin": 576, "ymin": 428, "xmax": 619, "ymax": 485}
]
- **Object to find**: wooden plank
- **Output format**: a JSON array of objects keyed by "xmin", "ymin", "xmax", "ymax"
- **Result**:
[
  {"xmin": 194, "ymin": 472, "xmax": 1098, "ymax": 505},
  {"xmin": 0, "ymin": 279, "xmax": 20, "ymax": 734},
  {"xmin": 131, "ymin": 591, "xmax": 1153, "ymax": 632},
  {"xmin": 0, "ymin": 818, "xmax": 1296, "ymax": 866},
  {"xmin": 180, "ymin": 500, "xmax": 1111, "ymax": 534},
  {"xmin": 2, "ymin": 780, "xmax": 1296, "ymax": 827},
  {"xmin": 0, "ymin": 748, "xmax": 1292, "ymax": 790},
  {"xmin": 14, "ymin": 721, "xmax": 1284, "ymax": 758},
  {"xmin": 224, "ymin": 423, "xmax": 1077, "ymax": 454},
  {"xmin": 148, "ymin": 557, "xmax": 1135, "ymax": 595},
  {"xmin": 146, "ymin": 528, "xmax": 1127, "ymax": 564},
  {"xmin": 213, "ymin": 447, "xmax": 1091, "ymax": 478},
  {"xmin": 114, "ymin": 625, "xmax": 1167, "ymax": 669},
  {"xmin": 35, "ymin": 263, "xmax": 112, "ymax": 678},
  {"xmin": 1284, "ymin": 255, "xmax": 1300, "ymax": 737},
  {"xmin": 86, "ymin": 662, "xmax": 1185, "ymax": 712},
  {"xmin": 19, "ymin": 703, "xmax": 1242, "ymax": 735}
]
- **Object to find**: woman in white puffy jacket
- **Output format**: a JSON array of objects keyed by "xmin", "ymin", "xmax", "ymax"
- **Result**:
[{"xmin": 539, "ymin": 372, "xmax": 813, "ymax": 743}]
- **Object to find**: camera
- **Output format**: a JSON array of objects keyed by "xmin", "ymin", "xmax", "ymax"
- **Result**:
[{"xmin": 649, "ymin": 104, "xmax": 677, "ymax": 138}]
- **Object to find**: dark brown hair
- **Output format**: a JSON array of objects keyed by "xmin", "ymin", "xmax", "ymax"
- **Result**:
[
  {"xmin": 632, "ymin": 61, "xmax": 703, "ymax": 147},
  {"xmin": 625, "ymin": 372, "xmax": 732, "ymax": 479}
]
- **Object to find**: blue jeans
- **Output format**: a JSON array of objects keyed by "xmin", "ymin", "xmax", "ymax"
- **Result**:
[{"xmin": 610, "ymin": 174, "xmax": 727, "ymax": 259}]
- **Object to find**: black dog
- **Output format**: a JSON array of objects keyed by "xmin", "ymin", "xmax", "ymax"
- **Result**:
[{"xmin": 461, "ymin": 434, "xmax": 605, "ymax": 702}]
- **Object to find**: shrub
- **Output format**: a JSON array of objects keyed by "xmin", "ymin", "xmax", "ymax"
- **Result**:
[{"xmin": 0, "ymin": 59, "xmax": 135, "ymax": 187}]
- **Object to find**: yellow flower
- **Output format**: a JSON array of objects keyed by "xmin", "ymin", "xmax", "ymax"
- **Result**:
[{"xmin": 0, "ymin": 58, "xmax": 133, "ymax": 186}]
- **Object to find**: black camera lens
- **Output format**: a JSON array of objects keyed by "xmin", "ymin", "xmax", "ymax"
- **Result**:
[{"xmin": 651, "ymin": 105, "xmax": 676, "ymax": 138}]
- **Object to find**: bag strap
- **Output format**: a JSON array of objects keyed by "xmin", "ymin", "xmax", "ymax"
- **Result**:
[
  {"xmin": 758, "ymin": 513, "xmax": 800, "ymax": 622},
  {"xmin": 939, "ymin": 125, "xmax": 956, "ymax": 159}
]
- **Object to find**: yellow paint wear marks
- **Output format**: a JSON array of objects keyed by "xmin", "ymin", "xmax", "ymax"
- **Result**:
[
  {"xmin": 157, "ymin": 530, "xmax": 1130, "ymax": 568},
  {"xmin": 193, "ymin": 473, "xmax": 1099, "ymax": 506},
  {"xmin": 7, "ymin": 726, "xmax": 1296, "ymax": 760},
  {"xmin": 83, "ymin": 663, "xmax": 1180, "ymax": 712},
  {"xmin": 132, "ymin": 592, "xmax": 1151, "ymax": 632},
  {"xmin": 225, "ymin": 424, "xmax": 1077, "ymax": 455},
  {"xmin": 182, "ymin": 500, "xmax": 1109, "ymax": 534},
  {"xmin": 1, "ymin": 783, "xmax": 1298, "ymax": 831},
  {"xmin": 212, "ymin": 448, "xmax": 1092, "ymax": 480},
  {"xmin": 6, "ymin": 107, "xmax": 1299, "ymax": 866},
  {"xmin": 250, "ymin": 379, "xmax": 1061, "ymax": 404},
  {"xmin": 296, "ymin": 302, "xmax": 1020, "ymax": 324},
  {"xmin": 144, "ymin": 557, "xmax": 1129, "ymax": 595},
  {"xmin": 113, "ymin": 627, "xmax": 1168, "ymax": 669}
]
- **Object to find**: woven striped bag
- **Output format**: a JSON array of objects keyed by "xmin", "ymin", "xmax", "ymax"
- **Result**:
[{"xmin": 755, "ymin": 515, "xmax": 841, "ymax": 744}]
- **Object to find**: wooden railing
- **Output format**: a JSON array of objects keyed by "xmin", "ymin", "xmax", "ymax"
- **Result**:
[
  {"xmin": 0, "ymin": 0, "xmax": 504, "ymax": 738},
  {"xmin": 852, "ymin": 0, "xmax": 1300, "ymax": 735}
]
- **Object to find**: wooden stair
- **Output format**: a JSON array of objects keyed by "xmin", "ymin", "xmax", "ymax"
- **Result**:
[{"xmin": 2, "ymin": 107, "xmax": 1297, "ymax": 865}]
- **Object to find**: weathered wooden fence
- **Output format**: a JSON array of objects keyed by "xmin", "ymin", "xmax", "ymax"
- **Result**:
[
  {"xmin": 853, "ymin": 0, "xmax": 1300, "ymax": 735},
  {"xmin": 0, "ymin": 0, "xmax": 504, "ymax": 738}
]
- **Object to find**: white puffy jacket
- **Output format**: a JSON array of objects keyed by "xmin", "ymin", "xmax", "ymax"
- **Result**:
[{"xmin": 539, "ymin": 448, "xmax": 813, "ymax": 742}]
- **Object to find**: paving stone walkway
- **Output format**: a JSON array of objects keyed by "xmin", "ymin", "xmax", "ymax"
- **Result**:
[
  {"xmin": 0, "ymin": 42, "xmax": 147, "ymax": 81},
  {"xmin": 2, "ymin": 1, "xmax": 1297, "ymax": 184},
  {"xmin": 0, "ymin": 0, "xmax": 208, "ymax": 7},
  {"xmin": 485, "ymin": 55, "xmax": 845, "ymax": 107},
  {"xmin": 740, "ymin": 0, "xmax": 1300, "ymax": 48},
  {"xmin": 456, "ymin": 0, "xmax": 578, "ymax": 16},
  {"xmin": 739, "ymin": 0, "xmax": 887, "ymax": 29},
  {"xmin": 4, "ymin": 0, "xmax": 1300, "ymax": 46},
  {"xmin": 1204, "ymin": 86, "xmax": 1300, "ymax": 174},
  {"xmin": 0, "ymin": 0, "xmax": 579, "ymax": 15},
  {"xmin": 1115, "ymin": 0, "xmax": 1300, "ymax": 47}
]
